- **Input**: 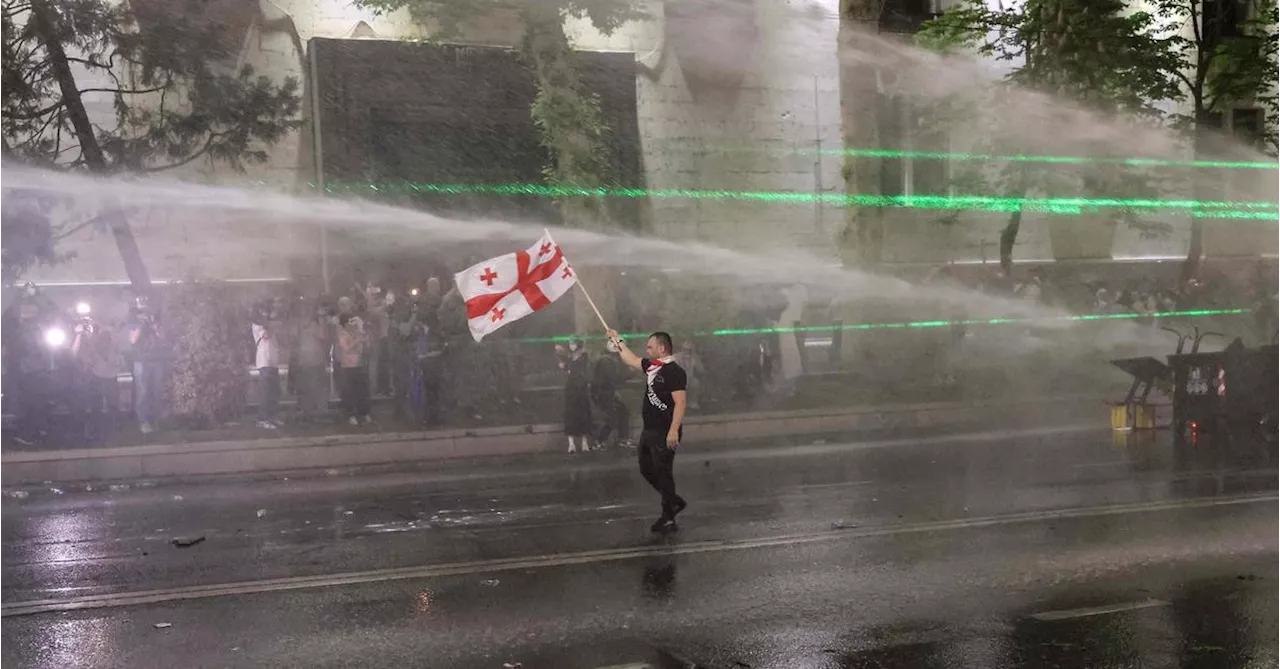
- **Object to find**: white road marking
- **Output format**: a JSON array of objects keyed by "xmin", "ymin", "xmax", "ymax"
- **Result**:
[
  {"xmin": 2, "ymin": 493, "xmax": 1271, "ymax": 617},
  {"xmin": 1030, "ymin": 598, "xmax": 1169, "ymax": 621}
]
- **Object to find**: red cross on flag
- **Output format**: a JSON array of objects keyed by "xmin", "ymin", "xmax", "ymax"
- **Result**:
[{"xmin": 454, "ymin": 231, "xmax": 579, "ymax": 342}]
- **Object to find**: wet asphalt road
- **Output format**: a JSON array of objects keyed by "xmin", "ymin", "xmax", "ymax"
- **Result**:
[{"xmin": 1, "ymin": 425, "xmax": 1276, "ymax": 668}]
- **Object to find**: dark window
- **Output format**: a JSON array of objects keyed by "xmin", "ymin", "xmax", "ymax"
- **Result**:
[
  {"xmin": 1232, "ymin": 108, "xmax": 1263, "ymax": 143},
  {"xmin": 1202, "ymin": 0, "xmax": 1248, "ymax": 42}
]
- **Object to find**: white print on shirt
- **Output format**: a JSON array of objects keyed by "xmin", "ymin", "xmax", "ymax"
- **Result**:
[
  {"xmin": 647, "ymin": 384, "xmax": 669, "ymax": 412},
  {"xmin": 646, "ymin": 356, "xmax": 675, "ymax": 412}
]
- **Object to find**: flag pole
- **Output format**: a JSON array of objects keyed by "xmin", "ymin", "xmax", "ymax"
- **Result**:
[{"xmin": 545, "ymin": 228, "xmax": 610, "ymax": 332}]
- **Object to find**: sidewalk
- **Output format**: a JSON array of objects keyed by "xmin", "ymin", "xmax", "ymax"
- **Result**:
[{"xmin": 0, "ymin": 395, "xmax": 1113, "ymax": 485}]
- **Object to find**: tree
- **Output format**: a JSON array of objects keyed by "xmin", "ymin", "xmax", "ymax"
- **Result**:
[
  {"xmin": 1145, "ymin": 0, "xmax": 1278, "ymax": 279},
  {"xmin": 0, "ymin": 187, "xmax": 63, "ymax": 285},
  {"xmin": 1, "ymin": 0, "xmax": 301, "ymax": 289},
  {"xmin": 918, "ymin": 0, "xmax": 1187, "ymax": 273},
  {"xmin": 356, "ymin": 0, "xmax": 644, "ymax": 330},
  {"xmin": 356, "ymin": 0, "xmax": 640, "ymax": 221}
]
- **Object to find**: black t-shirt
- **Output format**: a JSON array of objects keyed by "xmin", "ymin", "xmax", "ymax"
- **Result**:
[{"xmin": 640, "ymin": 358, "xmax": 687, "ymax": 434}]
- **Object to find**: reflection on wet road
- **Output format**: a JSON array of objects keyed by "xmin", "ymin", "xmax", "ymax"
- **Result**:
[{"xmin": 2, "ymin": 427, "xmax": 1275, "ymax": 668}]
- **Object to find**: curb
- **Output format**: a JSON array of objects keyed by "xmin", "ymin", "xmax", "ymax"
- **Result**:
[{"xmin": 1, "ymin": 396, "xmax": 1107, "ymax": 485}]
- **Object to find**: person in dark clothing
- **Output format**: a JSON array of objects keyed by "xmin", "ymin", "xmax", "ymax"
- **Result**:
[
  {"xmin": 291, "ymin": 304, "xmax": 334, "ymax": 422},
  {"xmin": 404, "ymin": 302, "xmax": 444, "ymax": 427},
  {"xmin": 592, "ymin": 347, "xmax": 631, "ymax": 449},
  {"xmin": 555, "ymin": 336, "xmax": 594, "ymax": 453},
  {"xmin": 606, "ymin": 329, "xmax": 688, "ymax": 532},
  {"xmin": 126, "ymin": 296, "xmax": 167, "ymax": 434},
  {"xmin": 3, "ymin": 290, "xmax": 58, "ymax": 443}
]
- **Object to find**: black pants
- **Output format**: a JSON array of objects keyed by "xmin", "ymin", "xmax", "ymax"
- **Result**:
[
  {"xmin": 638, "ymin": 429, "xmax": 683, "ymax": 516},
  {"xmin": 337, "ymin": 366, "xmax": 370, "ymax": 418},
  {"xmin": 257, "ymin": 366, "xmax": 280, "ymax": 421},
  {"xmin": 16, "ymin": 370, "xmax": 51, "ymax": 440}
]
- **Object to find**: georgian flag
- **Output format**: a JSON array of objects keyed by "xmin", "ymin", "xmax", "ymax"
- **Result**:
[{"xmin": 454, "ymin": 231, "xmax": 578, "ymax": 342}]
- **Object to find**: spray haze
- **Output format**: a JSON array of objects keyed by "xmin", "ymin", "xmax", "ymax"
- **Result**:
[{"xmin": 5, "ymin": 0, "xmax": 1272, "ymax": 408}]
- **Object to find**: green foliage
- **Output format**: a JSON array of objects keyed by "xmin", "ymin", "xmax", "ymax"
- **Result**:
[
  {"xmin": 357, "ymin": 0, "xmax": 644, "ymax": 41},
  {"xmin": 2, "ymin": 0, "xmax": 301, "ymax": 171},
  {"xmin": 0, "ymin": 190, "xmax": 70, "ymax": 284},
  {"xmin": 1, "ymin": 0, "xmax": 301, "ymax": 282},
  {"xmin": 915, "ymin": 0, "xmax": 1276, "ymax": 265},
  {"xmin": 163, "ymin": 280, "xmax": 249, "ymax": 425},
  {"xmin": 919, "ymin": 0, "xmax": 1183, "ymax": 112},
  {"xmin": 356, "ymin": 0, "xmax": 642, "ymax": 225}
]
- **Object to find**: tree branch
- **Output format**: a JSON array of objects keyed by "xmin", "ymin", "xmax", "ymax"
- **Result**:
[
  {"xmin": 1188, "ymin": 0, "xmax": 1201, "ymax": 47},
  {"xmin": 142, "ymin": 132, "xmax": 226, "ymax": 173},
  {"xmin": 64, "ymin": 55, "xmax": 113, "ymax": 69},
  {"xmin": 14, "ymin": 107, "xmax": 61, "ymax": 148},
  {"xmin": 77, "ymin": 84, "xmax": 169, "ymax": 96},
  {"xmin": 5, "ymin": 99, "xmax": 64, "ymax": 121},
  {"xmin": 1173, "ymin": 68, "xmax": 1196, "ymax": 91},
  {"xmin": 53, "ymin": 215, "xmax": 104, "ymax": 241},
  {"xmin": 2, "ymin": 3, "xmax": 31, "ymax": 19}
]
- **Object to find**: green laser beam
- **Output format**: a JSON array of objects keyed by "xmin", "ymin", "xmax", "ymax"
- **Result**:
[
  {"xmin": 669, "ymin": 144, "xmax": 1279, "ymax": 170},
  {"xmin": 827, "ymin": 149, "xmax": 1278, "ymax": 170},
  {"xmin": 514, "ymin": 308, "xmax": 1250, "ymax": 343},
  {"xmin": 316, "ymin": 181, "xmax": 1279, "ymax": 221}
]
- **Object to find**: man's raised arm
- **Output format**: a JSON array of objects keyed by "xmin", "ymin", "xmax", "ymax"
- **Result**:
[{"xmin": 607, "ymin": 329, "xmax": 643, "ymax": 371}]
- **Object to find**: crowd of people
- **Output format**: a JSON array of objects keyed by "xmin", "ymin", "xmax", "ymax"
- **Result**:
[
  {"xmin": 5, "ymin": 259, "xmax": 1272, "ymax": 448},
  {"xmin": 1, "ymin": 278, "xmax": 467, "ymax": 443},
  {"xmin": 0, "ymin": 276, "xmax": 743, "ymax": 449}
]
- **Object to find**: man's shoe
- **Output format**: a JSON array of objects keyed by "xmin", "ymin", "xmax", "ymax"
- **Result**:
[{"xmin": 650, "ymin": 516, "xmax": 677, "ymax": 533}]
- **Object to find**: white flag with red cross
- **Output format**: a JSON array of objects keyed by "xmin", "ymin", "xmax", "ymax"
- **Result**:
[{"xmin": 454, "ymin": 231, "xmax": 578, "ymax": 342}]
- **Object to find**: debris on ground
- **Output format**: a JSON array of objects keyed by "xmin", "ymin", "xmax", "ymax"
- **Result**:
[
  {"xmin": 109, "ymin": 484, "xmax": 130, "ymax": 492},
  {"xmin": 502, "ymin": 663, "xmax": 522, "ymax": 669},
  {"xmin": 172, "ymin": 495, "xmax": 184, "ymax": 501},
  {"xmin": 5, "ymin": 490, "xmax": 30, "ymax": 499},
  {"xmin": 830, "ymin": 521, "xmax": 858, "ymax": 530},
  {"xmin": 170, "ymin": 536, "xmax": 206, "ymax": 548},
  {"xmin": 153, "ymin": 622, "xmax": 172, "ymax": 629},
  {"xmin": 480, "ymin": 579, "xmax": 500, "ymax": 587},
  {"xmin": 256, "ymin": 509, "xmax": 267, "ymax": 518}
]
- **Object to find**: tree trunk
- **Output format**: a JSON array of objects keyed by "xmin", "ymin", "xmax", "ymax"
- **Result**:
[
  {"xmin": 999, "ymin": 209, "xmax": 1022, "ymax": 275},
  {"xmin": 30, "ymin": 0, "xmax": 153, "ymax": 295},
  {"xmin": 520, "ymin": 7, "xmax": 617, "ymax": 334},
  {"xmin": 837, "ymin": 0, "xmax": 885, "ymax": 267},
  {"xmin": 1182, "ymin": 118, "xmax": 1213, "ymax": 284}
]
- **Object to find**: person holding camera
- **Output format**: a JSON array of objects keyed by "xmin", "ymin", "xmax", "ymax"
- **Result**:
[
  {"xmin": 292, "ymin": 302, "xmax": 335, "ymax": 423},
  {"xmin": 71, "ymin": 304, "xmax": 118, "ymax": 440},
  {"xmin": 127, "ymin": 296, "xmax": 167, "ymax": 435}
]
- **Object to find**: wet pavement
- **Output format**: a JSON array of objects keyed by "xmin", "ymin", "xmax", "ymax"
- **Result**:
[{"xmin": 2, "ymin": 425, "xmax": 1276, "ymax": 668}]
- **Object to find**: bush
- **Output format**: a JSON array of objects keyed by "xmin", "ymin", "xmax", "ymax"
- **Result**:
[{"xmin": 164, "ymin": 280, "xmax": 249, "ymax": 427}]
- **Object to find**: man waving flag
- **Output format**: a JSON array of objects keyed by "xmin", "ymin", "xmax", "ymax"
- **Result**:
[{"xmin": 454, "ymin": 231, "xmax": 579, "ymax": 342}]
